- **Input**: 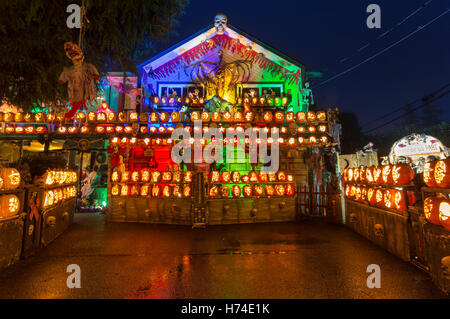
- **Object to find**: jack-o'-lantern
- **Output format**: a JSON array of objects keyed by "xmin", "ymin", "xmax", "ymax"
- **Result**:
[
  {"xmin": 137, "ymin": 112, "xmax": 147, "ymax": 123},
  {"xmin": 233, "ymin": 112, "xmax": 243, "ymax": 122},
  {"xmin": 275, "ymin": 185, "xmax": 285, "ymax": 197},
  {"xmin": 394, "ymin": 190, "xmax": 406, "ymax": 212},
  {"xmin": 25, "ymin": 126, "xmax": 35, "ymax": 134},
  {"xmin": 172, "ymin": 171, "xmax": 181, "ymax": 183},
  {"xmin": 220, "ymin": 185, "xmax": 230, "ymax": 198},
  {"xmin": 383, "ymin": 189, "xmax": 395, "ymax": 209},
  {"xmin": 265, "ymin": 185, "xmax": 275, "ymax": 197},
  {"xmin": 211, "ymin": 112, "xmax": 221, "ymax": 122},
  {"xmin": 438, "ymin": 199, "xmax": 450, "ymax": 230},
  {"xmin": 57, "ymin": 126, "xmax": 67, "ymax": 134},
  {"xmin": 111, "ymin": 171, "xmax": 120, "ymax": 182},
  {"xmin": 298, "ymin": 137, "xmax": 305, "ymax": 144},
  {"xmin": 232, "ymin": 185, "xmax": 241, "ymax": 198},
  {"xmin": 36, "ymin": 126, "xmax": 47, "ymax": 134},
  {"xmin": 423, "ymin": 161, "xmax": 437, "ymax": 187},
  {"xmin": 424, "ymin": 197, "xmax": 442, "ymax": 225},
  {"xmin": 263, "ymin": 111, "xmax": 273, "ymax": 123},
  {"xmin": 129, "ymin": 111, "xmax": 138, "ymax": 122},
  {"xmin": 124, "ymin": 126, "xmax": 133, "ymax": 134},
  {"xmin": 115, "ymin": 126, "xmax": 123, "ymax": 133},
  {"xmin": 107, "ymin": 112, "xmax": 116, "ymax": 122},
  {"xmin": 367, "ymin": 188, "xmax": 376, "ymax": 205},
  {"xmin": 183, "ymin": 185, "xmax": 192, "ymax": 197},
  {"xmin": 248, "ymin": 171, "xmax": 258, "ymax": 183},
  {"xmin": 151, "ymin": 185, "xmax": 161, "ymax": 197},
  {"xmin": 131, "ymin": 171, "xmax": 140, "ymax": 183},
  {"xmin": 221, "ymin": 171, "xmax": 231, "ymax": 183},
  {"xmin": 258, "ymin": 172, "xmax": 268, "ymax": 183},
  {"xmin": 151, "ymin": 171, "xmax": 161, "ymax": 183},
  {"xmin": 244, "ymin": 111, "xmax": 254, "ymax": 122},
  {"xmin": 171, "ymin": 112, "xmax": 180, "ymax": 122},
  {"xmin": 222, "ymin": 112, "xmax": 232, "ymax": 122},
  {"xmin": 0, "ymin": 168, "xmax": 21, "ymax": 190},
  {"xmin": 382, "ymin": 165, "xmax": 393, "ymax": 184},
  {"xmin": 162, "ymin": 172, "xmax": 172, "ymax": 183},
  {"xmin": 68, "ymin": 126, "xmax": 78, "ymax": 134},
  {"xmin": 277, "ymin": 171, "xmax": 286, "ymax": 182},
  {"xmin": 373, "ymin": 166, "xmax": 383, "ymax": 184},
  {"xmin": 87, "ymin": 112, "xmax": 96, "ymax": 122},
  {"xmin": 95, "ymin": 126, "xmax": 105, "ymax": 134},
  {"xmin": 120, "ymin": 185, "xmax": 129, "ymax": 196},
  {"xmin": 316, "ymin": 111, "xmax": 327, "ymax": 121},
  {"xmin": 121, "ymin": 171, "xmax": 130, "ymax": 182},
  {"xmin": 274, "ymin": 111, "xmax": 284, "ymax": 122},
  {"xmin": 306, "ymin": 111, "xmax": 316, "ymax": 122},
  {"xmin": 243, "ymin": 185, "xmax": 253, "ymax": 197},
  {"xmin": 286, "ymin": 184, "xmax": 295, "ymax": 196},
  {"xmin": 46, "ymin": 112, "xmax": 56, "ymax": 122},
  {"xmin": 209, "ymin": 185, "xmax": 219, "ymax": 198},
  {"xmin": 253, "ymin": 185, "xmax": 264, "ymax": 197},
  {"xmin": 346, "ymin": 168, "xmax": 354, "ymax": 182},
  {"xmin": 75, "ymin": 112, "xmax": 86, "ymax": 123},
  {"xmin": 345, "ymin": 185, "xmax": 351, "ymax": 198},
  {"xmin": 359, "ymin": 167, "xmax": 366, "ymax": 183},
  {"xmin": 140, "ymin": 184, "xmax": 149, "ymax": 196},
  {"xmin": 296, "ymin": 112, "xmax": 306, "ymax": 122},
  {"xmin": 162, "ymin": 185, "xmax": 171, "ymax": 197},
  {"xmin": 307, "ymin": 126, "xmax": 316, "ymax": 133},
  {"xmin": 15, "ymin": 126, "xmax": 24, "ymax": 134},
  {"xmin": 140, "ymin": 170, "xmax": 150, "ymax": 182},
  {"xmin": 80, "ymin": 126, "xmax": 89, "ymax": 134},
  {"xmin": 0, "ymin": 195, "xmax": 20, "ymax": 218},
  {"xmin": 318, "ymin": 125, "xmax": 327, "ymax": 133},
  {"xmin": 184, "ymin": 171, "xmax": 193, "ymax": 183},
  {"xmin": 241, "ymin": 175, "xmax": 249, "ymax": 183},
  {"xmin": 350, "ymin": 186, "xmax": 356, "ymax": 199},
  {"xmin": 353, "ymin": 168, "xmax": 360, "ymax": 183},
  {"xmin": 355, "ymin": 186, "xmax": 362, "ymax": 201},
  {"xmin": 172, "ymin": 185, "xmax": 182, "ymax": 198},
  {"xmin": 375, "ymin": 188, "xmax": 384, "ymax": 206},
  {"xmin": 190, "ymin": 112, "xmax": 200, "ymax": 121},
  {"xmin": 391, "ymin": 164, "xmax": 414, "ymax": 185},
  {"xmin": 96, "ymin": 112, "xmax": 106, "ymax": 122},
  {"xmin": 24, "ymin": 113, "xmax": 33, "ymax": 122},
  {"xmin": 268, "ymin": 173, "xmax": 277, "ymax": 183},
  {"xmin": 131, "ymin": 185, "xmax": 140, "ymax": 196},
  {"xmin": 231, "ymin": 171, "xmax": 240, "ymax": 183},
  {"xmin": 361, "ymin": 187, "xmax": 367, "ymax": 201},
  {"xmin": 434, "ymin": 159, "xmax": 450, "ymax": 188},
  {"xmin": 4, "ymin": 126, "xmax": 14, "ymax": 134},
  {"xmin": 366, "ymin": 166, "xmax": 374, "ymax": 183},
  {"xmin": 285, "ymin": 112, "xmax": 295, "ymax": 122}
]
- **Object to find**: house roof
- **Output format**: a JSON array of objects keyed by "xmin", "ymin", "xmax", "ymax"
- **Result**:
[{"xmin": 137, "ymin": 23, "xmax": 305, "ymax": 74}]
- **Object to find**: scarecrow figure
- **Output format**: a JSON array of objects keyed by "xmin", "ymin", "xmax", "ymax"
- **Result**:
[{"xmin": 58, "ymin": 42, "xmax": 99, "ymax": 119}]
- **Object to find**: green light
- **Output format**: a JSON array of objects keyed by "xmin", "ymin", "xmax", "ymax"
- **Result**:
[{"xmin": 102, "ymin": 201, "xmax": 107, "ymax": 207}]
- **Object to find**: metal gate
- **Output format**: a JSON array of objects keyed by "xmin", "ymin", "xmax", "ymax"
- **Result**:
[{"xmin": 296, "ymin": 183, "xmax": 335, "ymax": 217}]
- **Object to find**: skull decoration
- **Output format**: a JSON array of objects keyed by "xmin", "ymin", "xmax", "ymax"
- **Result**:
[
  {"xmin": 349, "ymin": 213, "xmax": 357, "ymax": 223},
  {"xmin": 374, "ymin": 224, "xmax": 384, "ymax": 238},
  {"xmin": 441, "ymin": 256, "xmax": 450, "ymax": 280},
  {"xmin": 47, "ymin": 216, "xmax": 56, "ymax": 227},
  {"xmin": 214, "ymin": 13, "xmax": 228, "ymax": 34}
]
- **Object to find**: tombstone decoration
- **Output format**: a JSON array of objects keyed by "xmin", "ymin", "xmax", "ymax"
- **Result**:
[{"xmin": 58, "ymin": 42, "xmax": 100, "ymax": 119}]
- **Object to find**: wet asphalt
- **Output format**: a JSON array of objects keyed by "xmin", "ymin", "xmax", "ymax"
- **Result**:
[{"xmin": 0, "ymin": 213, "xmax": 446, "ymax": 299}]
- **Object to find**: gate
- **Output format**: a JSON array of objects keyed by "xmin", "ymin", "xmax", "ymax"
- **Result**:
[{"xmin": 296, "ymin": 183, "xmax": 336, "ymax": 217}]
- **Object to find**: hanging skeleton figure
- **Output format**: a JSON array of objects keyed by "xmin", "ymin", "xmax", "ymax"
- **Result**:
[
  {"xmin": 184, "ymin": 49, "xmax": 251, "ymax": 110},
  {"xmin": 58, "ymin": 42, "xmax": 100, "ymax": 119}
]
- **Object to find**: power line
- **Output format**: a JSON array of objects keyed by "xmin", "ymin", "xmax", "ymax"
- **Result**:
[
  {"xmin": 360, "ymin": 83, "xmax": 450, "ymax": 127},
  {"xmin": 315, "ymin": 8, "xmax": 449, "ymax": 88},
  {"xmin": 338, "ymin": 0, "xmax": 433, "ymax": 64},
  {"xmin": 363, "ymin": 89, "xmax": 450, "ymax": 134}
]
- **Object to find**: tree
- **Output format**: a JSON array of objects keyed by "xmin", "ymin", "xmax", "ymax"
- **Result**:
[
  {"xmin": 338, "ymin": 111, "xmax": 367, "ymax": 154},
  {"xmin": 403, "ymin": 104, "xmax": 418, "ymax": 127},
  {"xmin": 0, "ymin": 0, "xmax": 188, "ymax": 110}
]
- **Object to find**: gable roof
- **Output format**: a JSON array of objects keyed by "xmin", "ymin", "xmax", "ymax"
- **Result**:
[{"xmin": 138, "ymin": 23, "xmax": 305, "ymax": 75}]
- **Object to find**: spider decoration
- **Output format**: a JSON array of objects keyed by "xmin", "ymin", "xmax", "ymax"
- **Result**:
[{"xmin": 184, "ymin": 49, "xmax": 252, "ymax": 105}]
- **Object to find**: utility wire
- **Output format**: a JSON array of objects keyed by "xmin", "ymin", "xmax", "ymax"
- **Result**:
[
  {"xmin": 360, "ymin": 83, "xmax": 450, "ymax": 127},
  {"xmin": 315, "ymin": 8, "xmax": 449, "ymax": 88},
  {"xmin": 363, "ymin": 89, "xmax": 450, "ymax": 134},
  {"xmin": 338, "ymin": 0, "xmax": 433, "ymax": 64}
]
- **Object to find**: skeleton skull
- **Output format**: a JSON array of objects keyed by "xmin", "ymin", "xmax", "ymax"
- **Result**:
[
  {"xmin": 47, "ymin": 216, "xmax": 56, "ymax": 227},
  {"xmin": 349, "ymin": 213, "xmax": 357, "ymax": 223},
  {"xmin": 374, "ymin": 224, "xmax": 384, "ymax": 238},
  {"xmin": 441, "ymin": 256, "xmax": 450, "ymax": 280},
  {"xmin": 214, "ymin": 13, "xmax": 228, "ymax": 34}
]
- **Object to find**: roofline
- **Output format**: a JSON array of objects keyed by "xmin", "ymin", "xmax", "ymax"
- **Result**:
[{"xmin": 137, "ymin": 23, "xmax": 306, "ymax": 72}]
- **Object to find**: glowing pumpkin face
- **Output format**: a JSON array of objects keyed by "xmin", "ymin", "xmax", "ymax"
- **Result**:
[
  {"xmin": 382, "ymin": 165, "xmax": 392, "ymax": 184},
  {"xmin": 232, "ymin": 185, "xmax": 241, "ymax": 198},
  {"xmin": 423, "ymin": 161, "xmax": 437, "ymax": 187},
  {"xmin": 345, "ymin": 185, "xmax": 351, "ymax": 198},
  {"xmin": 221, "ymin": 171, "xmax": 231, "ymax": 183},
  {"xmin": 120, "ymin": 185, "xmax": 129, "ymax": 196},
  {"xmin": 383, "ymin": 189, "xmax": 394, "ymax": 209},
  {"xmin": 131, "ymin": 185, "xmax": 140, "ymax": 196},
  {"xmin": 375, "ymin": 189, "xmax": 384, "ymax": 206},
  {"xmin": 151, "ymin": 171, "xmax": 161, "ymax": 183},
  {"xmin": 243, "ymin": 185, "xmax": 253, "ymax": 197},
  {"xmin": 355, "ymin": 187, "xmax": 362, "ymax": 201},
  {"xmin": 140, "ymin": 185, "xmax": 149, "ymax": 196},
  {"xmin": 141, "ymin": 170, "xmax": 150, "ymax": 182},
  {"xmin": 183, "ymin": 186, "xmax": 192, "ymax": 197},
  {"xmin": 391, "ymin": 164, "xmax": 414, "ymax": 185},
  {"xmin": 254, "ymin": 185, "xmax": 264, "ymax": 197},
  {"xmin": 286, "ymin": 184, "xmax": 295, "ymax": 196},
  {"xmin": 248, "ymin": 171, "xmax": 258, "ymax": 183},
  {"xmin": 220, "ymin": 185, "xmax": 230, "ymax": 198},
  {"xmin": 424, "ymin": 197, "xmax": 442, "ymax": 225},
  {"xmin": 359, "ymin": 167, "xmax": 366, "ymax": 183},
  {"xmin": 394, "ymin": 190, "xmax": 406, "ymax": 212},
  {"xmin": 366, "ymin": 167, "xmax": 374, "ymax": 183},
  {"xmin": 265, "ymin": 185, "xmax": 275, "ymax": 197},
  {"xmin": 373, "ymin": 166, "xmax": 382, "ymax": 184},
  {"xmin": 162, "ymin": 172, "xmax": 172, "ymax": 182},
  {"xmin": 162, "ymin": 185, "xmax": 171, "ymax": 197},
  {"xmin": 277, "ymin": 171, "xmax": 286, "ymax": 182},
  {"xmin": 296, "ymin": 112, "xmax": 306, "ymax": 122},
  {"xmin": 184, "ymin": 171, "xmax": 193, "ymax": 183},
  {"xmin": 131, "ymin": 171, "xmax": 140, "ymax": 182},
  {"xmin": 367, "ymin": 188, "xmax": 376, "ymax": 205},
  {"xmin": 258, "ymin": 172, "xmax": 268, "ymax": 183},
  {"xmin": 275, "ymin": 185, "xmax": 285, "ymax": 196},
  {"xmin": 353, "ymin": 168, "xmax": 360, "ymax": 183},
  {"xmin": 306, "ymin": 111, "xmax": 316, "ymax": 122},
  {"xmin": 231, "ymin": 171, "xmax": 240, "ymax": 184},
  {"xmin": 438, "ymin": 199, "xmax": 450, "ymax": 230},
  {"xmin": 121, "ymin": 171, "xmax": 130, "ymax": 182},
  {"xmin": 0, "ymin": 195, "xmax": 20, "ymax": 218},
  {"xmin": 172, "ymin": 171, "xmax": 181, "ymax": 183},
  {"xmin": 209, "ymin": 186, "xmax": 219, "ymax": 198},
  {"xmin": 151, "ymin": 185, "xmax": 161, "ymax": 197},
  {"xmin": 434, "ymin": 159, "xmax": 450, "ymax": 188},
  {"xmin": 361, "ymin": 187, "xmax": 367, "ymax": 201},
  {"xmin": 1, "ymin": 168, "xmax": 21, "ymax": 190}
]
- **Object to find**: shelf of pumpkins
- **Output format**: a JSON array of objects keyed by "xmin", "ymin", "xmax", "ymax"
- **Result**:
[
  {"xmin": 421, "ymin": 158, "xmax": 450, "ymax": 231},
  {"xmin": 0, "ymin": 109, "xmax": 333, "ymax": 147},
  {"xmin": 343, "ymin": 164, "xmax": 416, "ymax": 213},
  {"xmin": 0, "ymin": 168, "xmax": 22, "ymax": 219},
  {"xmin": 41, "ymin": 169, "xmax": 77, "ymax": 210}
]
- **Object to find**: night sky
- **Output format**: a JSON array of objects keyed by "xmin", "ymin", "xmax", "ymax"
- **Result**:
[{"xmin": 152, "ymin": 0, "xmax": 449, "ymax": 133}]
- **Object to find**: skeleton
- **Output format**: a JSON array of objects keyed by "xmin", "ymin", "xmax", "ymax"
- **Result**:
[
  {"xmin": 214, "ymin": 13, "xmax": 228, "ymax": 34},
  {"xmin": 441, "ymin": 256, "xmax": 450, "ymax": 280},
  {"xmin": 374, "ymin": 224, "xmax": 384, "ymax": 238}
]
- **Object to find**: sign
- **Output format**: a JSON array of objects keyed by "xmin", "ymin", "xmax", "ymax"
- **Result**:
[{"xmin": 394, "ymin": 143, "xmax": 440, "ymax": 156}]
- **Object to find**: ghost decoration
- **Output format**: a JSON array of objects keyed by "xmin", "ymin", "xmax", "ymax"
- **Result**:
[
  {"xmin": 214, "ymin": 13, "xmax": 228, "ymax": 34},
  {"xmin": 58, "ymin": 42, "xmax": 100, "ymax": 119}
]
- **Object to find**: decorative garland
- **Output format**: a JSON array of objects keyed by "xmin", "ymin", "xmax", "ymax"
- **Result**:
[{"xmin": 145, "ymin": 34, "xmax": 302, "ymax": 90}]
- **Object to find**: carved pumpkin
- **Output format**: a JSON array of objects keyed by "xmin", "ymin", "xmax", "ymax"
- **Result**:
[
  {"xmin": 265, "ymin": 185, "xmax": 275, "ymax": 197},
  {"xmin": 0, "ymin": 195, "xmax": 20, "ymax": 218},
  {"xmin": 111, "ymin": 184, "xmax": 120, "ymax": 196},
  {"xmin": 232, "ymin": 185, "xmax": 241, "ymax": 198},
  {"xmin": 221, "ymin": 171, "xmax": 231, "ymax": 183},
  {"xmin": 423, "ymin": 161, "xmax": 438, "ymax": 187},
  {"xmin": 243, "ymin": 185, "xmax": 253, "ymax": 197},
  {"xmin": 434, "ymin": 159, "xmax": 450, "ymax": 188},
  {"xmin": 141, "ymin": 170, "xmax": 150, "ymax": 182},
  {"xmin": 375, "ymin": 188, "xmax": 384, "ymax": 206},
  {"xmin": 220, "ymin": 185, "xmax": 230, "ymax": 198},
  {"xmin": 184, "ymin": 171, "xmax": 193, "ymax": 183},
  {"xmin": 130, "ymin": 185, "xmax": 140, "ymax": 196},
  {"xmin": 296, "ymin": 112, "xmax": 306, "ymax": 122},
  {"xmin": 209, "ymin": 185, "xmax": 219, "ymax": 198},
  {"xmin": 355, "ymin": 186, "xmax": 362, "ymax": 201},
  {"xmin": 286, "ymin": 184, "xmax": 295, "ymax": 196},
  {"xmin": 345, "ymin": 185, "xmax": 351, "ymax": 198},
  {"xmin": 359, "ymin": 167, "xmax": 366, "ymax": 183},
  {"xmin": 361, "ymin": 187, "xmax": 367, "ymax": 202},
  {"xmin": 275, "ymin": 185, "xmax": 285, "ymax": 196},
  {"xmin": 121, "ymin": 171, "xmax": 130, "ymax": 182},
  {"xmin": 394, "ymin": 190, "xmax": 406, "ymax": 212},
  {"xmin": 140, "ymin": 184, "xmax": 149, "ymax": 196},
  {"xmin": 0, "ymin": 168, "xmax": 21, "ymax": 190},
  {"xmin": 353, "ymin": 168, "xmax": 360, "ymax": 183},
  {"xmin": 424, "ymin": 197, "xmax": 442, "ymax": 225},
  {"xmin": 392, "ymin": 164, "xmax": 414, "ymax": 185},
  {"xmin": 111, "ymin": 171, "xmax": 120, "ymax": 182},
  {"xmin": 373, "ymin": 166, "xmax": 383, "ymax": 184},
  {"xmin": 151, "ymin": 185, "xmax": 161, "ymax": 197},
  {"xmin": 151, "ymin": 171, "xmax": 161, "ymax": 183},
  {"xmin": 383, "ymin": 189, "xmax": 395, "ymax": 209},
  {"xmin": 231, "ymin": 171, "xmax": 240, "ymax": 183},
  {"xmin": 382, "ymin": 165, "xmax": 393, "ymax": 184},
  {"xmin": 131, "ymin": 171, "xmax": 140, "ymax": 183},
  {"xmin": 120, "ymin": 184, "xmax": 129, "ymax": 196},
  {"xmin": 366, "ymin": 166, "xmax": 374, "ymax": 183},
  {"xmin": 438, "ymin": 199, "xmax": 450, "ymax": 230},
  {"xmin": 367, "ymin": 188, "xmax": 376, "ymax": 205}
]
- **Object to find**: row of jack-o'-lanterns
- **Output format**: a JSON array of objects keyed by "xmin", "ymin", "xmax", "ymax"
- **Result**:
[
  {"xmin": 423, "ymin": 197, "xmax": 450, "ymax": 230},
  {"xmin": 345, "ymin": 185, "xmax": 411, "ymax": 212},
  {"xmin": 43, "ymin": 170, "xmax": 77, "ymax": 186},
  {"xmin": 0, "ymin": 168, "xmax": 21, "ymax": 191},
  {"xmin": 0, "ymin": 194, "xmax": 21, "ymax": 218},
  {"xmin": 209, "ymin": 170, "xmax": 293, "ymax": 184},
  {"xmin": 111, "ymin": 184, "xmax": 192, "ymax": 198},
  {"xmin": 111, "ymin": 171, "xmax": 193, "ymax": 184},
  {"xmin": 43, "ymin": 186, "xmax": 77, "ymax": 209},
  {"xmin": 208, "ymin": 184, "xmax": 295, "ymax": 198},
  {"xmin": 343, "ymin": 164, "xmax": 414, "ymax": 186},
  {"xmin": 423, "ymin": 158, "xmax": 450, "ymax": 188}
]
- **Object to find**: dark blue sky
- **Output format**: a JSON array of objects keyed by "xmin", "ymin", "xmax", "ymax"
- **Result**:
[{"xmin": 154, "ymin": 0, "xmax": 449, "ymax": 133}]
